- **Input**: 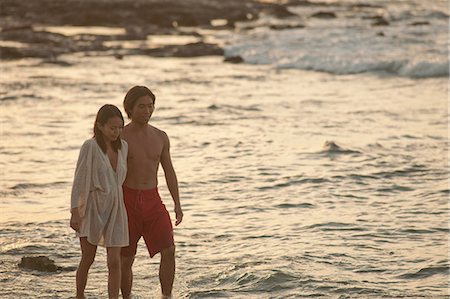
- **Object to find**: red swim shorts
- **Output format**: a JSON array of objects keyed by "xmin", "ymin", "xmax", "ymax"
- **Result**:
[{"xmin": 121, "ymin": 186, "xmax": 174, "ymax": 257}]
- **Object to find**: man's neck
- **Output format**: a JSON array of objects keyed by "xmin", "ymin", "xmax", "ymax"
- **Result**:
[{"xmin": 129, "ymin": 121, "xmax": 149, "ymax": 130}]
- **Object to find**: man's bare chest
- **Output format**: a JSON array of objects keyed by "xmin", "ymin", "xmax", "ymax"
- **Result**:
[{"xmin": 127, "ymin": 139, "xmax": 163, "ymax": 163}]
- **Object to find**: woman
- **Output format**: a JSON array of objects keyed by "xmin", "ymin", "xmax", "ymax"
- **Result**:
[{"xmin": 70, "ymin": 104, "xmax": 128, "ymax": 299}]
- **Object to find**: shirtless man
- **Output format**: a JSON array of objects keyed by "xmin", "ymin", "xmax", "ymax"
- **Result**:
[{"xmin": 120, "ymin": 86, "xmax": 183, "ymax": 299}]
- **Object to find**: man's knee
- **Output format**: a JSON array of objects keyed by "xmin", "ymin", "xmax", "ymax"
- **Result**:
[
  {"xmin": 161, "ymin": 246, "xmax": 175, "ymax": 259},
  {"xmin": 81, "ymin": 254, "xmax": 95, "ymax": 266}
]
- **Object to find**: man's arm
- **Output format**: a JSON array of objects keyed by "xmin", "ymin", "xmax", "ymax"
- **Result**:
[{"xmin": 160, "ymin": 131, "xmax": 183, "ymax": 226}]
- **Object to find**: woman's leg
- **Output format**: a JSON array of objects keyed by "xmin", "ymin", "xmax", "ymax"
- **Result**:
[
  {"xmin": 106, "ymin": 247, "xmax": 122, "ymax": 299},
  {"xmin": 76, "ymin": 237, "xmax": 97, "ymax": 299}
]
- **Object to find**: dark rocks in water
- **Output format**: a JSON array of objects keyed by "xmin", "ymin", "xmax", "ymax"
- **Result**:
[
  {"xmin": 40, "ymin": 59, "xmax": 73, "ymax": 66},
  {"xmin": 269, "ymin": 24, "xmax": 305, "ymax": 30},
  {"xmin": 1, "ymin": 0, "xmax": 356, "ymax": 61},
  {"xmin": 224, "ymin": 55, "xmax": 244, "ymax": 64},
  {"xmin": 371, "ymin": 17, "xmax": 389, "ymax": 26},
  {"xmin": 0, "ymin": 46, "xmax": 55, "ymax": 60},
  {"xmin": 310, "ymin": 12, "xmax": 337, "ymax": 19},
  {"xmin": 0, "ymin": 26, "xmax": 108, "ymax": 60},
  {"xmin": 376, "ymin": 31, "xmax": 385, "ymax": 37},
  {"xmin": 114, "ymin": 53, "xmax": 124, "ymax": 60},
  {"xmin": 19, "ymin": 256, "xmax": 61, "ymax": 272},
  {"xmin": 143, "ymin": 42, "xmax": 223, "ymax": 57},
  {"xmin": 351, "ymin": 3, "xmax": 383, "ymax": 9},
  {"xmin": 208, "ymin": 104, "xmax": 220, "ymax": 110},
  {"xmin": 282, "ymin": 0, "xmax": 322, "ymax": 6},
  {"xmin": 265, "ymin": 4, "xmax": 298, "ymax": 18},
  {"xmin": 1, "ymin": 28, "xmax": 71, "ymax": 46},
  {"xmin": 0, "ymin": 0, "xmax": 264, "ymax": 28},
  {"xmin": 1, "ymin": 24, "xmax": 33, "ymax": 32},
  {"xmin": 409, "ymin": 21, "xmax": 430, "ymax": 26}
]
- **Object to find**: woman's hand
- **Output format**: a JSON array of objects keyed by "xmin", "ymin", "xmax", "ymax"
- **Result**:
[
  {"xmin": 70, "ymin": 208, "xmax": 81, "ymax": 232},
  {"xmin": 175, "ymin": 205, "xmax": 183, "ymax": 226}
]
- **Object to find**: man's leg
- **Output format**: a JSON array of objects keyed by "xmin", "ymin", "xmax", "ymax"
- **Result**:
[
  {"xmin": 76, "ymin": 237, "xmax": 97, "ymax": 299},
  {"xmin": 121, "ymin": 254, "xmax": 135, "ymax": 299},
  {"xmin": 159, "ymin": 245, "xmax": 176, "ymax": 297},
  {"xmin": 106, "ymin": 247, "xmax": 121, "ymax": 299}
]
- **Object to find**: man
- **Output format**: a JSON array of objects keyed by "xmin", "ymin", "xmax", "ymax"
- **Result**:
[{"xmin": 120, "ymin": 86, "xmax": 183, "ymax": 299}]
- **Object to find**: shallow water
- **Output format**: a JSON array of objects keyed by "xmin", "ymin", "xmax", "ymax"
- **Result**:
[{"xmin": 0, "ymin": 52, "xmax": 448, "ymax": 298}]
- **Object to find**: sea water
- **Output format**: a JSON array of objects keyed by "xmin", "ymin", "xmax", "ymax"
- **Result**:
[{"xmin": 0, "ymin": 0, "xmax": 448, "ymax": 298}]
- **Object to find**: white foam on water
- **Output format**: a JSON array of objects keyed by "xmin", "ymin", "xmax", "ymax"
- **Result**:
[{"xmin": 224, "ymin": 0, "xmax": 448, "ymax": 78}]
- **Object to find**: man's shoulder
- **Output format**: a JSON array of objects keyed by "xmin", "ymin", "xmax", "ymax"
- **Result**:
[
  {"xmin": 149, "ymin": 124, "xmax": 167, "ymax": 136},
  {"xmin": 152, "ymin": 126, "xmax": 170, "ymax": 144}
]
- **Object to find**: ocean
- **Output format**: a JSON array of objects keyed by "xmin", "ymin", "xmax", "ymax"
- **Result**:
[{"xmin": 0, "ymin": 0, "xmax": 448, "ymax": 298}]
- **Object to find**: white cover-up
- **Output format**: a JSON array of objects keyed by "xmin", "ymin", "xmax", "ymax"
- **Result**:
[{"xmin": 71, "ymin": 138, "xmax": 129, "ymax": 247}]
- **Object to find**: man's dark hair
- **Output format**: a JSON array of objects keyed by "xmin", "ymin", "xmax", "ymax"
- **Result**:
[{"xmin": 123, "ymin": 86, "xmax": 155, "ymax": 118}]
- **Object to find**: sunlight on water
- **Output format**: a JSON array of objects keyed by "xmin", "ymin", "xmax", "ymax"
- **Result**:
[
  {"xmin": 34, "ymin": 26, "xmax": 126, "ymax": 36},
  {"xmin": 0, "ymin": 48, "xmax": 448, "ymax": 299}
]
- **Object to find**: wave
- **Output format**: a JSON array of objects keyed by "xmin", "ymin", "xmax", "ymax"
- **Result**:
[
  {"xmin": 225, "ymin": 47, "xmax": 448, "ymax": 78},
  {"xmin": 225, "ymin": 2, "xmax": 448, "ymax": 79},
  {"xmin": 10, "ymin": 181, "xmax": 67, "ymax": 190},
  {"xmin": 320, "ymin": 141, "xmax": 361, "ymax": 155},
  {"xmin": 398, "ymin": 266, "xmax": 450, "ymax": 279},
  {"xmin": 305, "ymin": 222, "xmax": 367, "ymax": 232}
]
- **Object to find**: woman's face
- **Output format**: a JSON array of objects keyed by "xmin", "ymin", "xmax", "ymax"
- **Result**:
[{"xmin": 98, "ymin": 116, "xmax": 123, "ymax": 143}]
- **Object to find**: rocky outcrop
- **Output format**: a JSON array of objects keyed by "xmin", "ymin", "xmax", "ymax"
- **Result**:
[
  {"xmin": 0, "ymin": 0, "xmax": 277, "ymax": 29},
  {"xmin": 18, "ymin": 256, "xmax": 76, "ymax": 272},
  {"xmin": 224, "ymin": 55, "xmax": 244, "ymax": 63},
  {"xmin": 142, "ymin": 42, "xmax": 224, "ymax": 57},
  {"xmin": 19, "ymin": 256, "xmax": 61, "ymax": 272},
  {"xmin": 0, "ymin": 0, "xmax": 346, "ymax": 60},
  {"xmin": 310, "ymin": 12, "xmax": 337, "ymax": 19}
]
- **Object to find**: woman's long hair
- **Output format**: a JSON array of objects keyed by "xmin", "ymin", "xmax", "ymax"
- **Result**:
[{"xmin": 93, "ymin": 104, "xmax": 124, "ymax": 153}]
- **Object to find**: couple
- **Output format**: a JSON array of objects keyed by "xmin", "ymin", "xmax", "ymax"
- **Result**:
[{"xmin": 70, "ymin": 86, "xmax": 183, "ymax": 299}]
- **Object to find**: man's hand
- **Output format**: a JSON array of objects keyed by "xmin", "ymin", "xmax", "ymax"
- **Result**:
[
  {"xmin": 70, "ymin": 208, "xmax": 81, "ymax": 232},
  {"xmin": 175, "ymin": 205, "xmax": 183, "ymax": 226}
]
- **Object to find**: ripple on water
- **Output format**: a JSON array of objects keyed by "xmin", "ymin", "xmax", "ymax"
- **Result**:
[
  {"xmin": 10, "ymin": 181, "xmax": 68, "ymax": 190},
  {"xmin": 305, "ymin": 222, "xmax": 368, "ymax": 232},
  {"xmin": 397, "ymin": 265, "xmax": 450, "ymax": 280},
  {"xmin": 274, "ymin": 202, "xmax": 314, "ymax": 209},
  {"xmin": 257, "ymin": 177, "xmax": 330, "ymax": 191}
]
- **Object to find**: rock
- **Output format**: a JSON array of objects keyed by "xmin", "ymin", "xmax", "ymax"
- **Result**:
[
  {"xmin": 376, "ymin": 31, "xmax": 385, "ymax": 36},
  {"xmin": 114, "ymin": 53, "xmax": 124, "ymax": 60},
  {"xmin": 0, "ymin": 46, "xmax": 55, "ymax": 60},
  {"xmin": 0, "ymin": 0, "xmax": 335, "ymax": 60},
  {"xmin": 0, "ymin": 0, "xmax": 262, "ymax": 28},
  {"xmin": 371, "ymin": 16, "xmax": 389, "ymax": 26},
  {"xmin": 18, "ymin": 256, "xmax": 61, "ymax": 272},
  {"xmin": 143, "ymin": 42, "xmax": 223, "ymax": 57},
  {"xmin": 310, "ymin": 12, "xmax": 337, "ymax": 19},
  {"xmin": 224, "ymin": 55, "xmax": 244, "ymax": 63},
  {"xmin": 283, "ymin": 0, "xmax": 320, "ymax": 6},
  {"xmin": 265, "ymin": 4, "xmax": 297, "ymax": 18},
  {"xmin": 39, "ymin": 59, "xmax": 73, "ymax": 66},
  {"xmin": 1, "ymin": 24, "xmax": 33, "ymax": 32},
  {"xmin": 269, "ymin": 24, "xmax": 305, "ymax": 30},
  {"xmin": 409, "ymin": 21, "xmax": 430, "ymax": 26}
]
